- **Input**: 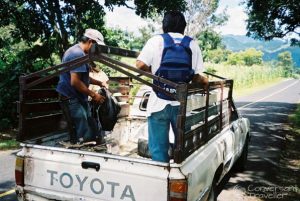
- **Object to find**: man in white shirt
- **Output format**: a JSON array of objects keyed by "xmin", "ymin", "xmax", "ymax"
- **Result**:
[
  {"xmin": 136, "ymin": 11, "xmax": 208, "ymax": 162},
  {"xmin": 89, "ymin": 62, "xmax": 109, "ymax": 95}
]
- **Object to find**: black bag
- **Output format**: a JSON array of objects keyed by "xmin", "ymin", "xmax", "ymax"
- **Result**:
[{"xmin": 97, "ymin": 88, "xmax": 121, "ymax": 131}]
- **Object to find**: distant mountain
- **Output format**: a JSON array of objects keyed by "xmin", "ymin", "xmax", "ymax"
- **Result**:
[{"xmin": 222, "ymin": 35, "xmax": 300, "ymax": 67}]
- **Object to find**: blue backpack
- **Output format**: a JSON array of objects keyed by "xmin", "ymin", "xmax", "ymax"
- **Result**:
[{"xmin": 153, "ymin": 33, "xmax": 194, "ymax": 100}]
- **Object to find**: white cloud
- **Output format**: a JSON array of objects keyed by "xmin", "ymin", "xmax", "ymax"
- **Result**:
[
  {"xmin": 215, "ymin": 0, "xmax": 248, "ymax": 35},
  {"xmin": 215, "ymin": 6, "xmax": 248, "ymax": 35},
  {"xmin": 105, "ymin": 7, "xmax": 148, "ymax": 34},
  {"xmin": 105, "ymin": 1, "xmax": 248, "ymax": 36}
]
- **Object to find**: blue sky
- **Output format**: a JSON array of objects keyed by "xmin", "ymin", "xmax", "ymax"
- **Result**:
[{"xmin": 105, "ymin": 0, "xmax": 248, "ymax": 36}]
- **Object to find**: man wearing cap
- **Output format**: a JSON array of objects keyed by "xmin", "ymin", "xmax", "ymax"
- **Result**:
[{"xmin": 56, "ymin": 28, "xmax": 106, "ymax": 144}]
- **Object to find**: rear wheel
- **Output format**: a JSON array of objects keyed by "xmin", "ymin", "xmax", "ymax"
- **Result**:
[
  {"xmin": 234, "ymin": 137, "xmax": 249, "ymax": 172},
  {"xmin": 207, "ymin": 179, "xmax": 217, "ymax": 201}
]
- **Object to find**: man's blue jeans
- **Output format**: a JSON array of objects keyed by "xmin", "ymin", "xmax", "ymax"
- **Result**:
[
  {"xmin": 148, "ymin": 104, "xmax": 179, "ymax": 162},
  {"xmin": 66, "ymin": 99, "xmax": 99, "ymax": 142}
]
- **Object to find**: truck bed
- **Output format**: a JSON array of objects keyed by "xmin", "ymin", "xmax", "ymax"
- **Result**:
[{"xmin": 23, "ymin": 115, "xmax": 148, "ymax": 160}]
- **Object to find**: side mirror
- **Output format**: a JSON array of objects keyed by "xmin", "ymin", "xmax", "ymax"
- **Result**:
[
  {"xmin": 231, "ymin": 121, "xmax": 239, "ymax": 133},
  {"xmin": 139, "ymin": 92, "xmax": 150, "ymax": 111}
]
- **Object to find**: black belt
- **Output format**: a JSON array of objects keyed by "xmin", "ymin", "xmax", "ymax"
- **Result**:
[{"xmin": 59, "ymin": 94, "xmax": 71, "ymax": 101}]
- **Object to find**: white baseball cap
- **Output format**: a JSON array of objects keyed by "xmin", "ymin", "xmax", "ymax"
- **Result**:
[{"xmin": 84, "ymin": 28, "xmax": 105, "ymax": 45}]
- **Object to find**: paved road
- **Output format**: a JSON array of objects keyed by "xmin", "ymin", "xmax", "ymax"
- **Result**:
[
  {"xmin": 218, "ymin": 79, "xmax": 300, "ymax": 201},
  {"xmin": 0, "ymin": 79, "xmax": 299, "ymax": 201},
  {"xmin": 0, "ymin": 150, "xmax": 19, "ymax": 201}
]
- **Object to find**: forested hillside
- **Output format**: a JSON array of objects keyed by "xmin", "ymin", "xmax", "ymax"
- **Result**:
[{"xmin": 222, "ymin": 35, "xmax": 300, "ymax": 67}]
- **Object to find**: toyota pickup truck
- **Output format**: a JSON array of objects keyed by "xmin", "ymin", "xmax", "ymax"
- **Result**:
[{"xmin": 15, "ymin": 45, "xmax": 250, "ymax": 201}]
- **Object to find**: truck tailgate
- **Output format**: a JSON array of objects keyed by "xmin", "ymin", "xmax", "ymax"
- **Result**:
[{"xmin": 22, "ymin": 146, "xmax": 169, "ymax": 201}]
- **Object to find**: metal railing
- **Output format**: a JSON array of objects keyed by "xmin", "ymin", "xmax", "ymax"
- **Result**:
[{"xmin": 18, "ymin": 44, "xmax": 233, "ymax": 163}]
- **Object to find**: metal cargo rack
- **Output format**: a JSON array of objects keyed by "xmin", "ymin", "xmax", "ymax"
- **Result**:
[{"xmin": 18, "ymin": 44, "xmax": 234, "ymax": 163}]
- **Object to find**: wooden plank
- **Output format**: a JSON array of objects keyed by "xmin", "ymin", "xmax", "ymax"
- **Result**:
[
  {"xmin": 25, "ymin": 113, "xmax": 63, "ymax": 125},
  {"xmin": 184, "ymin": 123, "xmax": 205, "ymax": 140},
  {"xmin": 25, "ymin": 76, "xmax": 59, "ymax": 88},
  {"xmin": 185, "ymin": 116, "xmax": 219, "ymax": 140},
  {"xmin": 108, "ymin": 77, "xmax": 131, "ymax": 85},
  {"xmin": 23, "ymin": 89, "xmax": 58, "ymax": 100},
  {"xmin": 23, "ymin": 56, "xmax": 90, "ymax": 90},
  {"xmin": 21, "ymin": 101, "xmax": 61, "ymax": 114},
  {"xmin": 91, "ymin": 44, "xmax": 139, "ymax": 58},
  {"xmin": 183, "ymin": 117, "xmax": 220, "ymax": 159},
  {"xmin": 19, "ymin": 113, "xmax": 66, "ymax": 141},
  {"xmin": 109, "ymin": 86, "xmax": 130, "ymax": 95},
  {"xmin": 185, "ymin": 112, "xmax": 205, "ymax": 131},
  {"xmin": 185, "ymin": 105, "xmax": 219, "ymax": 130}
]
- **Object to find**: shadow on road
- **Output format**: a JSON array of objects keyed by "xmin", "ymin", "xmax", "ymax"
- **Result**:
[
  {"xmin": 0, "ymin": 150, "xmax": 18, "ymax": 201},
  {"xmin": 0, "ymin": 193, "xmax": 17, "ymax": 201},
  {"xmin": 0, "ymin": 181, "xmax": 15, "ymax": 194},
  {"xmin": 217, "ymin": 101, "xmax": 298, "ymax": 201}
]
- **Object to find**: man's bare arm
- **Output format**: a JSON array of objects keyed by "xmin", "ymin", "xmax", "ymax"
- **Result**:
[
  {"xmin": 90, "ymin": 77, "xmax": 104, "ymax": 87},
  {"xmin": 70, "ymin": 73, "xmax": 105, "ymax": 103},
  {"xmin": 136, "ymin": 60, "xmax": 151, "ymax": 72},
  {"xmin": 192, "ymin": 74, "xmax": 209, "ymax": 88}
]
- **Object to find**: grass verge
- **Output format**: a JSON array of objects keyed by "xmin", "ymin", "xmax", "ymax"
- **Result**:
[
  {"xmin": 233, "ymin": 77, "xmax": 286, "ymax": 98},
  {"xmin": 277, "ymin": 104, "xmax": 300, "ymax": 200},
  {"xmin": 0, "ymin": 139, "xmax": 20, "ymax": 150},
  {"xmin": 0, "ymin": 129, "xmax": 19, "ymax": 150}
]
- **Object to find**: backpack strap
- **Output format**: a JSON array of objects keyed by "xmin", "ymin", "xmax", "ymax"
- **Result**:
[
  {"xmin": 161, "ymin": 33, "xmax": 175, "ymax": 62},
  {"xmin": 180, "ymin": 36, "xmax": 193, "ymax": 47},
  {"xmin": 161, "ymin": 33, "xmax": 174, "ymax": 48},
  {"xmin": 180, "ymin": 36, "xmax": 193, "ymax": 56}
]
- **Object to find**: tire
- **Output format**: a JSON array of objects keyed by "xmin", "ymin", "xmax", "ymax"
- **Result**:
[
  {"xmin": 234, "ymin": 137, "xmax": 249, "ymax": 172},
  {"xmin": 207, "ymin": 180, "xmax": 217, "ymax": 201}
]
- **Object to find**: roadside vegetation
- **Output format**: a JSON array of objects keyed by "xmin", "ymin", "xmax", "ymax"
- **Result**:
[
  {"xmin": 277, "ymin": 105, "xmax": 300, "ymax": 200},
  {"xmin": 206, "ymin": 63, "xmax": 287, "ymax": 97},
  {"xmin": 0, "ymin": 129, "xmax": 19, "ymax": 150},
  {"xmin": 290, "ymin": 105, "xmax": 300, "ymax": 129},
  {"xmin": 0, "ymin": 139, "xmax": 19, "ymax": 150},
  {"xmin": 288, "ymin": 105, "xmax": 300, "ymax": 167}
]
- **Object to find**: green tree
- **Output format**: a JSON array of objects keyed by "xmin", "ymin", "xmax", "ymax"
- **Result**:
[
  {"xmin": 206, "ymin": 48, "xmax": 231, "ymax": 64},
  {"xmin": 197, "ymin": 29, "xmax": 224, "ymax": 61},
  {"xmin": 241, "ymin": 48, "xmax": 263, "ymax": 66},
  {"xmin": 0, "ymin": 25, "xmax": 54, "ymax": 129},
  {"xmin": 134, "ymin": 24, "xmax": 156, "ymax": 50},
  {"xmin": 245, "ymin": 0, "xmax": 300, "ymax": 46},
  {"xmin": 106, "ymin": 23, "xmax": 156, "ymax": 51},
  {"xmin": 105, "ymin": 28, "xmax": 134, "ymax": 49},
  {"xmin": 0, "ymin": 0, "xmax": 187, "ymax": 130},
  {"xmin": 226, "ymin": 48, "xmax": 263, "ymax": 66},
  {"xmin": 227, "ymin": 52, "xmax": 244, "ymax": 65},
  {"xmin": 0, "ymin": 0, "xmax": 186, "ymax": 58},
  {"xmin": 0, "ymin": 0, "xmax": 106, "ymax": 58},
  {"xmin": 277, "ymin": 51, "xmax": 293, "ymax": 67},
  {"xmin": 277, "ymin": 51, "xmax": 294, "ymax": 77}
]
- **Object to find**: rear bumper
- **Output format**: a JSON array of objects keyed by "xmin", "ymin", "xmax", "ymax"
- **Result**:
[{"xmin": 16, "ymin": 185, "xmax": 105, "ymax": 201}]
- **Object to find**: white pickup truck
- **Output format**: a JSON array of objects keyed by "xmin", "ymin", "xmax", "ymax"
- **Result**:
[{"xmin": 15, "ymin": 45, "xmax": 250, "ymax": 201}]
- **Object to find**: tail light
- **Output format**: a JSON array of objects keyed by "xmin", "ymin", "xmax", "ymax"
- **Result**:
[
  {"xmin": 169, "ymin": 179, "xmax": 188, "ymax": 201},
  {"xmin": 15, "ymin": 156, "xmax": 24, "ymax": 186}
]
